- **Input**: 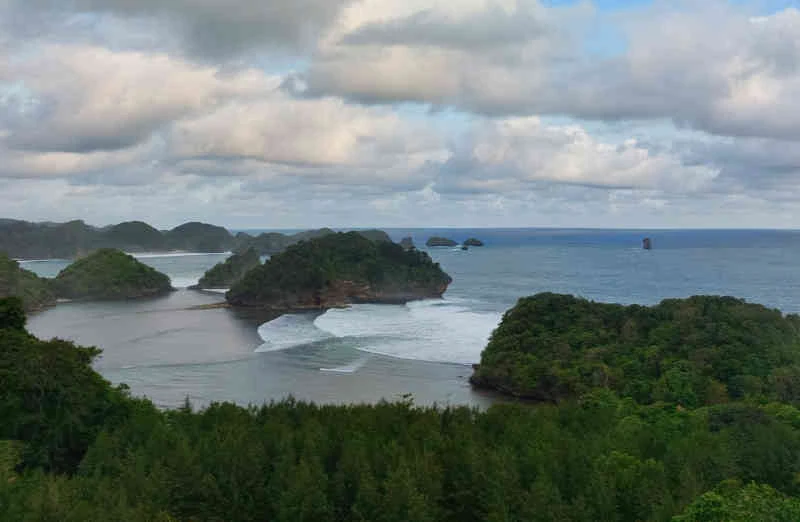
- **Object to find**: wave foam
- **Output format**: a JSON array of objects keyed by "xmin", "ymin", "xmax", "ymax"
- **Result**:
[
  {"xmin": 314, "ymin": 299, "xmax": 501, "ymax": 365},
  {"xmin": 320, "ymin": 356, "xmax": 370, "ymax": 373},
  {"xmin": 255, "ymin": 314, "xmax": 332, "ymax": 353}
]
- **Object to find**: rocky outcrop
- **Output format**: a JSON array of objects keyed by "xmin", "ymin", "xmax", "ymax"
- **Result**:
[
  {"xmin": 54, "ymin": 249, "xmax": 173, "ymax": 300},
  {"xmin": 0, "ymin": 254, "xmax": 56, "ymax": 312},
  {"xmin": 463, "ymin": 238, "xmax": 484, "ymax": 247},
  {"xmin": 426, "ymin": 237, "xmax": 458, "ymax": 247},
  {"xmin": 192, "ymin": 248, "xmax": 260, "ymax": 289},
  {"xmin": 226, "ymin": 232, "xmax": 452, "ymax": 311},
  {"xmin": 400, "ymin": 237, "xmax": 415, "ymax": 250}
]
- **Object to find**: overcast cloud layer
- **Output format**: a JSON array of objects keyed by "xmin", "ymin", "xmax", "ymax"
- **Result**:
[{"xmin": 1, "ymin": 0, "xmax": 799, "ymax": 228}]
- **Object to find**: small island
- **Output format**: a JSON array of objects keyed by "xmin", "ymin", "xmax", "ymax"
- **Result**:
[
  {"xmin": 192, "ymin": 248, "xmax": 260, "ymax": 290},
  {"xmin": 0, "ymin": 253, "xmax": 56, "ymax": 312},
  {"xmin": 54, "ymin": 249, "xmax": 173, "ymax": 300},
  {"xmin": 226, "ymin": 232, "xmax": 452, "ymax": 310},
  {"xmin": 471, "ymin": 293, "xmax": 800, "ymax": 405},
  {"xmin": 463, "ymin": 238, "xmax": 484, "ymax": 247},
  {"xmin": 426, "ymin": 236, "xmax": 458, "ymax": 247}
]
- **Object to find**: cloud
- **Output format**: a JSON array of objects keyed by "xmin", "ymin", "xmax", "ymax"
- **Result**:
[
  {"xmin": 169, "ymin": 94, "xmax": 446, "ymax": 170},
  {"xmin": 14, "ymin": 0, "xmax": 355, "ymax": 59},
  {"xmin": 303, "ymin": 1, "xmax": 800, "ymax": 140},
  {"xmin": 434, "ymin": 117, "xmax": 718, "ymax": 194},
  {"xmin": 1, "ymin": 45, "xmax": 272, "ymax": 153}
]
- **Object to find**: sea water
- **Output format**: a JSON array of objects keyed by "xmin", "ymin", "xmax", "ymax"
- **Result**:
[{"xmin": 24, "ymin": 229, "xmax": 800, "ymax": 408}]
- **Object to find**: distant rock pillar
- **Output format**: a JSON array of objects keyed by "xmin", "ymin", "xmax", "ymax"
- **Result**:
[{"xmin": 642, "ymin": 237, "xmax": 652, "ymax": 250}]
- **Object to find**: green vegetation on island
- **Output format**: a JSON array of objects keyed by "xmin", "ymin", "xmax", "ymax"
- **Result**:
[
  {"xmin": 227, "ymin": 232, "xmax": 452, "ymax": 310},
  {"xmin": 3, "ymin": 295, "xmax": 800, "ymax": 521},
  {"xmin": 471, "ymin": 293, "xmax": 800, "ymax": 405},
  {"xmin": 0, "ymin": 254, "xmax": 56, "ymax": 312},
  {"xmin": 54, "ymin": 249, "xmax": 173, "ymax": 300},
  {"xmin": 193, "ymin": 248, "xmax": 261, "ymax": 289},
  {"xmin": 426, "ymin": 236, "xmax": 458, "ymax": 247}
]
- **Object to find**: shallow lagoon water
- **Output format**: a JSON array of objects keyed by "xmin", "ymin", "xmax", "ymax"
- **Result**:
[{"xmin": 24, "ymin": 228, "xmax": 800, "ymax": 408}]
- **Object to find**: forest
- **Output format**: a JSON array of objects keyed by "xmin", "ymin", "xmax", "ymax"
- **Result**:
[
  {"xmin": 472, "ymin": 293, "xmax": 800, "ymax": 406},
  {"xmin": 3, "ymin": 295, "xmax": 800, "ymax": 520}
]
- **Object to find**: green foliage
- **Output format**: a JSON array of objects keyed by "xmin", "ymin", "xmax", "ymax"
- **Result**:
[
  {"xmin": 674, "ymin": 481, "xmax": 800, "ymax": 521},
  {"xmin": 0, "ymin": 298, "xmax": 130, "ymax": 473},
  {"xmin": 3, "ymin": 294, "xmax": 800, "ymax": 520},
  {"xmin": 54, "ymin": 248, "xmax": 173, "ymax": 300},
  {"xmin": 227, "ymin": 232, "xmax": 452, "ymax": 308},
  {"xmin": 0, "ymin": 253, "xmax": 56, "ymax": 312},
  {"xmin": 0, "ymin": 296, "xmax": 26, "ymax": 330},
  {"xmin": 472, "ymin": 293, "xmax": 800, "ymax": 406},
  {"xmin": 194, "ymin": 248, "xmax": 260, "ymax": 289}
]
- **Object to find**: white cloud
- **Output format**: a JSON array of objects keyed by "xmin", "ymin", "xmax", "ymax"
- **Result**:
[
  {"xmin": 3, "ymin": 45, "xmax": 274, "ymax": 152},
  {"xmin": 436, "ymin": 117, "xmax": 718, "ymax": 194}
]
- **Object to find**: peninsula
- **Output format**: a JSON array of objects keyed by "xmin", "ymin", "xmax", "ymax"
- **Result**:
[{"xmin": 226, "ymin": 232, "xmax": 452, "ymax": 310}]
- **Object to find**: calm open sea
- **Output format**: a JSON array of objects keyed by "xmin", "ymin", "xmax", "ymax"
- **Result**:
[{"xmin": 23, "ymin": 228, "xmax": 800, "ymax": 408}]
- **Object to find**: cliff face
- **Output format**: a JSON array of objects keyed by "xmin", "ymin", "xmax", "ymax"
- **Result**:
[
  {"xmin": 226, "ymin": 232, "xmax": 452, "ymax": 310},
  {"xmin": 54, "ymin": 249, "xmax": 173, "ymax": 300}
]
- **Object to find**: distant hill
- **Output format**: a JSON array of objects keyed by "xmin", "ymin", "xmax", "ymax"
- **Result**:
[
  {"xmin": 0, "ymin": 219, "xmax": 396, "ymax": 259},
  {"xmin": 227, "ymin": 232, "xmax": 452, "ymax": 310},
  {"xmin": 103, "ymin": 221, "xmax": 166, "ymax": 251}
]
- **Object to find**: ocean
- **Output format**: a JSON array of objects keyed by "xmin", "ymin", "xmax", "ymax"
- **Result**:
[{"xmin": 23, "ymin": 228, "xmax": 800, "ymax": 409}]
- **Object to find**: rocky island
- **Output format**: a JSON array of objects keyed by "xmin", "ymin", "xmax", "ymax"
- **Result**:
[
  {"xmin": 0, "ymin": 253, "xmax": 56, "ymax": 312},
  {"xmin": 463, "ymin": 238, "xmax": 484, "ymax": 247},
  {"xmin": 226, "ymin": 232, "xmax": 452, "ymax": 310},
  {"xmin": 192, "ymin": 248, "xmax": 260, "ymax": 290},
  {"xmin": 426, "ymin": 236, "xmax": 458, "ymax": 247},
  {"xmin": 53, "ymin": 249, "xmax": 173, "ymax": 300},
  {"xmin": 471, "ymin": 293, "xmax": 800, "ymax": 405}
]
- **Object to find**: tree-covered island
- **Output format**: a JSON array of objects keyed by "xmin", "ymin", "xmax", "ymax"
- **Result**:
[{"xmin": 226, "ymin": 232, "xmax": 452, "ymax": 310}]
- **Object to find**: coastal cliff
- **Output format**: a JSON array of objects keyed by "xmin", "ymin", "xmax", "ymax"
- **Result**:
[
  {"xmin": 54, "ymin": 249, "xmax": 173, "ymax": 300},
  {"xmin": 226, "ymin": 232, "xmax": 452, "ymax": 310}
]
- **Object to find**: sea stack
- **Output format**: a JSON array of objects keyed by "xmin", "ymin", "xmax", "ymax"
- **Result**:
[{"xmin": 643, "ymin": 237, "xmax": 652, "ymax": 250}]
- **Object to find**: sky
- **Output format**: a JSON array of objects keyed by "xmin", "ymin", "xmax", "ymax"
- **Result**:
[{"xmin": 1, "ymin": 0, "xmax": 800, "ymax": 229}]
